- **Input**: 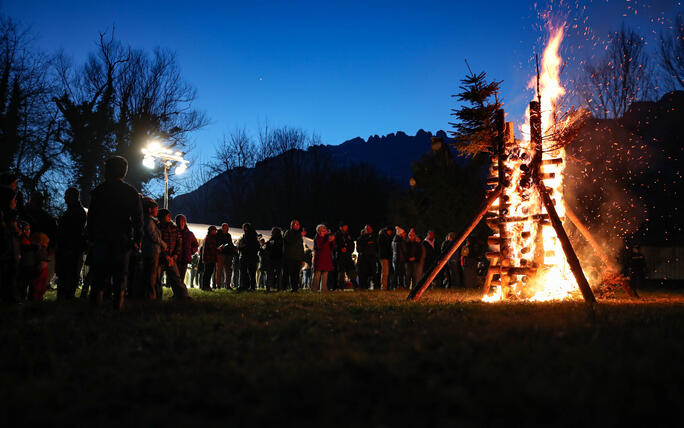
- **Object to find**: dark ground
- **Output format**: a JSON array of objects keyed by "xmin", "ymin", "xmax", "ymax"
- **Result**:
[{"xmin": 1, "ymin": 288, "xmax": 683, "ymax": 427}]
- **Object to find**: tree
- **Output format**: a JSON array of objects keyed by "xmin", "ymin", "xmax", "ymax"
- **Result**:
[
  {"xmin": 577, "ymin": 25, "xmax": 656, "ymax": 119},
  {"xmin": 390, "ymin": 138, "xmax": 488, "ymax": 239},
  {"xmin": 658, "ymin": 15, "xmax": 684, "ymax": 91},
  {"xmin": 114, "ymin": 47, "xmax": 207, "ymax": 192},
  {"xmin": 207, "ymin": 127, "xmax": 259, "ymax": 222},
  {"xmin": 0, "ymin": 15, "xmax": 64, "ymax": 202},
  {"xmin": 53, "ymin": 32, "xmax": 126, "ymax": 204},
  {"xmin": 53, "ymin": 30, "xmax": 206, "ymax": 205},
  {"xmin": 449, "ymin": 64, "xmax": 502, "ymax": 157}
]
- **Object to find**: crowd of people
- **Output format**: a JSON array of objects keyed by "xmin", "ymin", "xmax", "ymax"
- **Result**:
[{"xmin": 0, "ymin": 155, "xmax": 476, "ymax": 309}]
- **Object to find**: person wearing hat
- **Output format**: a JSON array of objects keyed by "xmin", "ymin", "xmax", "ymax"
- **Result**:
[{"xmin": 334, "ymin": 221, "xmax": 357, "ymax": 290}]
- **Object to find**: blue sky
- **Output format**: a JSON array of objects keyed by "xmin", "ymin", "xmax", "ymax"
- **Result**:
[{"xmin": 4, "ymin": 0, "xmax": 680, "ymax": 163}]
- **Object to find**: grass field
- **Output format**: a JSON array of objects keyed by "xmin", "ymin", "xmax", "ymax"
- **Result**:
[{"xmin": 2, "ymin": 287, "xmax": 683, "ymax": 426}]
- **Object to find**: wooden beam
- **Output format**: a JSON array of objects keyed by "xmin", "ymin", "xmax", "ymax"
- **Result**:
[
  {"xmin": 408, "ymin": 185, "xmax": 502, "ymax": 301},
  {"xmin": 537, "ymin": 183, "xmax": 597, "ymax": 304},
  {"xmin": 564, "ymin": 202, "xmax": 639, "ymax": 298}
]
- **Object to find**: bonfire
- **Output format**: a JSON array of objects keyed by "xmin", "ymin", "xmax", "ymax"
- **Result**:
[{"xmin": 409, "ymin": 24, "xmax": 637, "ymax": 304}]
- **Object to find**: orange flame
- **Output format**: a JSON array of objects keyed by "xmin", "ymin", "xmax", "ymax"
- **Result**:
[{"xmin": 484, "ymin": 24, "xmax": 581, "ymax": 302}]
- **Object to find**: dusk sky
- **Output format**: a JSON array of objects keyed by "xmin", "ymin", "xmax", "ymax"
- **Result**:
[{"xmin": 4, "ymin": 0, "xmax": 680, "ymax": 163}]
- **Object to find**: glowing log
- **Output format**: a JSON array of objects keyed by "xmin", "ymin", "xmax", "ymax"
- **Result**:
[
  {"xmin": 407, "ymin": 185, "xmax": 502, "ymax": 301},
  {"xmin": 537, "ymin": 182, "xmax": 596, "ymax": 304}
]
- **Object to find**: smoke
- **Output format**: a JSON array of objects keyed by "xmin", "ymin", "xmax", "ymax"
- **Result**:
[{"xmin": 564, "ymin": 116, "xmax": 655, "ymax": 274}]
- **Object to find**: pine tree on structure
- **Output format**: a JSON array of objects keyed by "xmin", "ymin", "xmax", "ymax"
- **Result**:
[{"xmin": 449, "ymin": 65, "xmax": 502, "ymax": 157}]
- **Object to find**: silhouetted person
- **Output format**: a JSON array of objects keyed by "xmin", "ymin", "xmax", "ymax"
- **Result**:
[
  {"xmin": 377, "ymin": 226, "xmax": 394, "ymax": 291},
  {"xmin": 176, "ymin": 214, "xmax": 198, "ymax": 290},
  {"xmin": 216, "ymin": 223, "xmax": 234, "ymax": 289},
  {"xmin": 356, "ymin": 225, "xmax": 378, "ymax": 290},
  {"xmin": 392, "ymin": 227, "xmax": 408, "ymax": 289},
  {"xmin": 237, "ymin": 223, "xmax": 259, "ymax": 291},
  {"xmin": 419, "ymin": 230, "xmax": 437, "ymax": 287},
  {"xmin": 265, "ymin": 227, "xmax": 284, "ymax": 291},
  {"xmin": 405, "ymin": 229, "xmax": 423, "ymax": 290},
  {"xmin": 201, "ymin": 226, "xmax": 219, "ymax": 290},
  {"xmin": 334, "ymin": 222, "xmax": 357, "ymax": 290},
  {"xmin": 157, "ymin": 209, "xmax": 190, "ymax": 300},
  {"xmin": 283, "ymin": 219, "xmax": 304, "ymax": 291},
  {"xmin": 441, "ymin": 232, "xmax": 462, "ymax": 288},
  {"xmin": 629, "ymin": 245, "xmax": 647, "ymax": 290},
  {"xmin": 87, "ymin": 156, "xmax": 143, "ymax": 310},
  {"xmin": 55, "ymin": 187, "xmax": 87, "ymax": 300},
  {"xmin": 141, "ymin": 197, "xmax": 165, "ymax": 299}
]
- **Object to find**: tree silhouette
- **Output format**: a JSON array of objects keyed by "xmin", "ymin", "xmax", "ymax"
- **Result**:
[
  {"xmin": 449, "ymin": 63, "xmax": 502, "ymax": 157},
  {"xmin": 577, "ymin": 25, "xmax": 656, "ymax": 119}
]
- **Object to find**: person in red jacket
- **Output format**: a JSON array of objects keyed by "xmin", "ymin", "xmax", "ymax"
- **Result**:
[
  {"xmin": 175, "ymin": 214, "xmax": 198, "ymax": 290},
  {"xmin": 312, "ymin": 224, "xmax": 335, "ymax": 292}
]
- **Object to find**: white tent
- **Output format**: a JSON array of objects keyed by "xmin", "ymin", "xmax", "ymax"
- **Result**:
[{"xmin": 187, "ymin": 223, "xmax": 313, "ymax": 248}]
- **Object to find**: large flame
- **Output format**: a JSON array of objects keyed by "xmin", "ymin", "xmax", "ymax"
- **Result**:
[{"xmin": 484, "ymin": 24, "xmax": 580, "ymax": 303}]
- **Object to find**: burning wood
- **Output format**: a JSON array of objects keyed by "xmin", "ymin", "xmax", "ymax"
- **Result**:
[{"xmin": 409, "ymin": 24, "xmax": 609, "ymax": 304}]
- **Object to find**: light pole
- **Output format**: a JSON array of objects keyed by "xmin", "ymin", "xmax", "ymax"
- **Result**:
[{"xmin": 142, "ymin": 141, "xmax": 189, "ymax": 209}]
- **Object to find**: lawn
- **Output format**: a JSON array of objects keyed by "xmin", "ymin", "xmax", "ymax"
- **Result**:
[{"xmin": 2, "ymin": 288, "xmax": 683, "ymax": 426}]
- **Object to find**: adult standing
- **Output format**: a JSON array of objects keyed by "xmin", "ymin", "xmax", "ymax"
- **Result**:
[
  {"xmin": 441, "ymin": 232, "xmax": 462, "ymax": 288},
  {"xmin": 175, "ymin": 214, "xmax": 198, "ymax": 289},
  {"xmin": 157, "ymin": 209, "xmax": 190, "ymax": 299},
  {"xmin": 405, "ymin": 229, "xmax": 424, "ymax": 290},
  {"xmin": 392, "ymin": 227, "xmax": 408, "ymax": 289},
  {"xmin": 377, "ymin": 227, "xmax": 394, "ymax": 291},
  {"xmin": 216, "ymin": 223, "xmax": 234, "ymax": 289},
  {"xmin": 312, "ymin": 224, "xmax": 334, "ymax": 292},
  {"xmin": 283, "ymin": 219, "xmax": 305, "ymax": 292},
  {"xmin": 334, "ymin": 222, "xmax": 357, "ymax": 290},
  {"xmin": 265, "ymin": 227, "xmax": 284, "ymax": 291},
  {"xmin": 55, "ymin": 187, "xmax": 87, "ymax": 300},
  {"xmin": 461, "ymin": 239, "xmax": 476, "ymax": 288},
  {"xmin": 87, "ymin": 156, "xmax": 143, "ymax": 310},
  {"xmin": 356, "ymin": 225, "xmax": 378, "ymax": 290},
  {"xmin": 141, "ymin": 197, "xmax": 165, "ymax": 299},
  {"xmin": 237, "ymin": 223, "xmax": 259, "ymax": 291},
  {"xmin": 419, "ymin": 230, "xmax": 437, "ymax": 287},
  {"xmin": 201, "ymin": 226, "xmax": 218, "ymax": 290},
  {"xmin": 629, "ymin": 245, "xmax": 647, "ymax": 291}
]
